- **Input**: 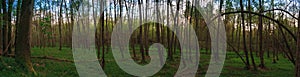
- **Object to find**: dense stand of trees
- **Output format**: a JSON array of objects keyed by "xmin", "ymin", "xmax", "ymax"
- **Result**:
[{"xmin": 0, "ymin": 0, "xmax": 299, "ymax": 76}]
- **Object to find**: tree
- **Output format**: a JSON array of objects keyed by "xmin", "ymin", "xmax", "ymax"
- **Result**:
[
  {"xmin": 258, "ymin": 0, "xmax": 266, "ymax": 69},
  {"xmin": 156, "ymin": 0, "xmax": 164, "ymax": 66},
  {"xmin": 270, "ymin": 0, "xmax": 277, "ymax": 64},
  {"xmin": 144, "ymin": 0, "xmax": 150, "ymax": 57},
  {"xmin": 7, "ymin": 0, "xmax": 14, "ymax": 55},
  {"xmin": 58, "ymin": 0, "xmax": 64, "ymax": 50},
  {"xmin": 240, "ymin": 0, "xmax": 250, "ymax": 70},
  {"xmin": 248, "ymin": 0, "xmax": 257, "ymax": 70},
  {"xmin": 167, "ymin": 0, "xmax": 173, "ymax": 60},
  {"xmin": 100, "ymin": 0, "xmax": 105, "ymax": 68},
  {"xmin": 138, "ymin": 0, "xmax": 146, "ymax": 63},
  {"xmin": 296, "ymin": 10, "xmax": 300, "ymax": 77},
  {"xmin": 2, "ymin": 0, "xmax": 7, "ymax": 55},
  {"xmin": 15, "ymin": 0, "xmax": 36, "ymax": 74}
]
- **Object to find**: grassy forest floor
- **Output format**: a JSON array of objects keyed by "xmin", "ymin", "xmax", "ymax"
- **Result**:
[{"xmin": 0, "ymin": 47, "xmax": 294, "ymax": 77}]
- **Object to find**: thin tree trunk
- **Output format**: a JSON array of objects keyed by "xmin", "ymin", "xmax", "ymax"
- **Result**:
[
  {"xmin": 295, "ymin": 11, "xmax": 300, "ymax": 77},
  {"xmin": 258, "ymin": 0, "xmax": 266, "ymax": 69},
  {"xmin": 138, "ymin": 0, "xmax": 145, "ymax": 63},
  {"xmin": 270, "ymin": 0, "xmax": 277, "ymax": 63},
  {"xmin": 156, "ymin": 0, "xmax": 163, "ymax": 65},
  {"xmin": 0, "ymin": 0, "xmax": 2, "ymax": 54},
  {"xmin": 58, "ymin": 0, "xmax": 64, "ymax": 50},
  {"xmin": 248, "ymin": 0, "xmax": 257, "ymax": 70},
  {"xmin": 70, "ymin": 1, "xmax": 74, "ymax": 49},
  {"xmin": 100, "ymin": 0, "xmax": 105, "ymax": 68},
  {"xmin": 167, "ymin": 0, "xmax": 173, "ymax": 60},
  {"xmin": 130, "ymin": 0, "xmax": 136, "ymax": 58},
  {"xmin": 144, "ymin": 0, "xmax": 149, "ymax": 56},
  {"xmin": 240, "ymin": 0, "xmax": 250, "ymax": 69},
  {"xmin": 7, "ymin": 0, "xmax": 14, "ymax": 55}
]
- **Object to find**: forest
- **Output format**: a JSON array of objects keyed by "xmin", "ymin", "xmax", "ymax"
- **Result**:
[{"xmin": 0, "ymin": 0, "xmax": 300, "ymax": 77}]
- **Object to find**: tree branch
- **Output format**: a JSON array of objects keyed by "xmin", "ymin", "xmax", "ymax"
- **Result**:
[
  {"xmin": 209, "ymin": 11, "xmax": 297, "ymax": 42},
  {"xmin": 263, "ymin": 9, "xmax": 297, "ymax": 19}
]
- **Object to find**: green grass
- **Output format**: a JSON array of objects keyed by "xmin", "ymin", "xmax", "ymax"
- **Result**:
[{"xmin": 0, "ymin": 47, "xmax": 294, "ymax": 77}]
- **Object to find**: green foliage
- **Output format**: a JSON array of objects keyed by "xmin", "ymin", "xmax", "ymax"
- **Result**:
[
  {"xmin": 0, "ymin": 48, "xmax": 295, "ymax": 77},
  {"xmin": 39, "ymin": 16, "xmax": 53, "ymax": 38}
]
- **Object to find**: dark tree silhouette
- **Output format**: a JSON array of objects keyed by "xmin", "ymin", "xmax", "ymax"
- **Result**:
[
  {"xmin": 296, "ymin": 11, "xmax": 300, "ymax": 77},
  {"xmin": 240, "ymin": 0, "xmax": 250, "ymax": 70}
]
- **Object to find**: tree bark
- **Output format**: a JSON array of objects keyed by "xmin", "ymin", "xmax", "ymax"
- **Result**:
[
  {"xmin": 240, "ymin": 0, "xmax": 250, "ymax": 70},
  {"xmin": 167, "ymin": 0, "xmax": 173, "ymax": 60},
  {"xmin": 14, "ymin": 0, "xmax": 22, "ymax": 55},
  {"xmin": 248, "ymin": 0, "xmax": 257, "ymax": 70},
  {"xmin": 156, "ymin": 0, "xmax": 163, "ymax": 65},
  {"xmin": 295, "ymin": 11, "xmax": 300, "ymax": 77},
  {"xmin": 138, "ymin": 0, "xmax": 146, "ymax": 63},
  {"xmin": 144, "ymin": 0, "xmax": 149, "ymax": 56},
  {"xmin": 2, "ymin": 0, "xmax": 8, "ymax": 55},
  {"xmin": 101, "ymin": 1, "xmax": 105, "ymax": 68},
  {"xmin": 7, "ymin": 0, "xmax": 14, "ymax": 55},
  {"xmin": 58, "ymin": 0, "xmax": 64, "ymax": 50},
  {"xmin": 258, "ymin": 0, "xmax": 266, "ymax": 69},
  {"xmin": 15, "ymin": 0, "xmax": 36, "ymax": 74},
  {"xmin": 0, "ymin": 0, "xmax": 2, "ymax": 54}
]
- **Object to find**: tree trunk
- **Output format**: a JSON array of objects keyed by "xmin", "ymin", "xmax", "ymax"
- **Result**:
[
  {"xmin": 130, "ymin": 0, "xmax": 136, "ymax": 58},
  {"xmin": 295, "ymin": 11, "xmax": 300, "ymax": 77},
  {"xmin": 138, "ymin": 0, "xmax": 145, "ymax": 63},
  {"xmin": 258, "ymin": 0, "xmax": 266, "ymax": 69},
  {"xmin": 7, "ymin": 0, "xmax": 14, "ymax": 55},
  {"xmin": 144, "ymin": 0, "xmax": 149, "ymax": 56},
  {"xmin": 101, "ymin": 5, "xmax": 105, "ymax": 69},
  {"xmin": 167, "ymin": 0, "xmax": 173, "ymax": 60},
  {"xmin": 15, "ymin": 0, "xmax": 36, "ymax": 74},
  {"xmin": 271, "ymin": 0, "xmax": 277, "ymax": 63},
  {"xmin": 240, "ymin": 0, "xmax": 250, "ymax": 70},
  {"xmin": 2, "ymin": 0, "xmax": 8, "ymax": 55},
  {"xmin": 248, "ymin": 0, "xmax": 257, "ymax": 70},
  {"xmin": 0, "ymin": 0, "xmax": 2, "ymax": 54},
  {"xmin": 58, "ymin": 0, "xmax": 64, "ymax": 50}
]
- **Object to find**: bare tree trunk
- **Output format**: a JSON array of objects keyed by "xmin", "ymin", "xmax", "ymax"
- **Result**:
[
  {"xmin": 144, "ymin": 0, "xmax": 149, "ymax": 56},
  {"xmin": 138, "ymin": 0, "xmax": 145, "ymax": 63},
  {"xmin": 295, "ymin": 11, "xmax": 300, "ymax": 77},
  {"xmin": 240, "ymin": 0, "xmax": 250, "ymax": 70},
  {"xmin": 0, "ymin": 0, "xmax": 2, "ymax": 54},
  {"xmin": 258, "ymin": 0, "xmax": 266, "ymax": 69},
  {"xmin": 101, "ymin": 10, "xmax": 105, "ymax": 69},
  {"xmin": 70, "ymin": 1, "xmax": 74, "ymax": 49},
  {"xmin": 129, "ymin": 0, "xmax": 136, "ymax": 58},
  {"xmin": 248, "ymin": 0, "xmax": 257, "ymax": 70},
  {"xmin": 2, "ymin": 0, "xmax": 8, "ymax": 55},
  {"xmin": 100, "ymin": 0, "xmax": 105, "ymax": 68},
  {"xmin": 58, "ymin": 0, "xmax": 64, "ymax": 50},
  {"xmin": 156, "ymin": 0, "xmax": 163, "ymax": 65},
  {"xmin": 7, "ymin": 0, "xmax": 14, "ymax": 55},
  {"xmin": 15, "ymin": 0, "xmax": 36, "ymax": 74},
  {"xmin": 64, "ymin": 0, "xmax": 71, "ymax": 48},
  {"xmin": 271, "ymin": 0, "xmax": 277, "ymax": 63},
  {"xmin": 93, "ymin": 0, "xmax": 101, "ymax": 64},
  {"xmin": 167, "ymin": 0, "xmax": 173, "ymax": 60},
  {"xmin": 171, "ymin": 0, "xmax": 180, "ymax": 57}
]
